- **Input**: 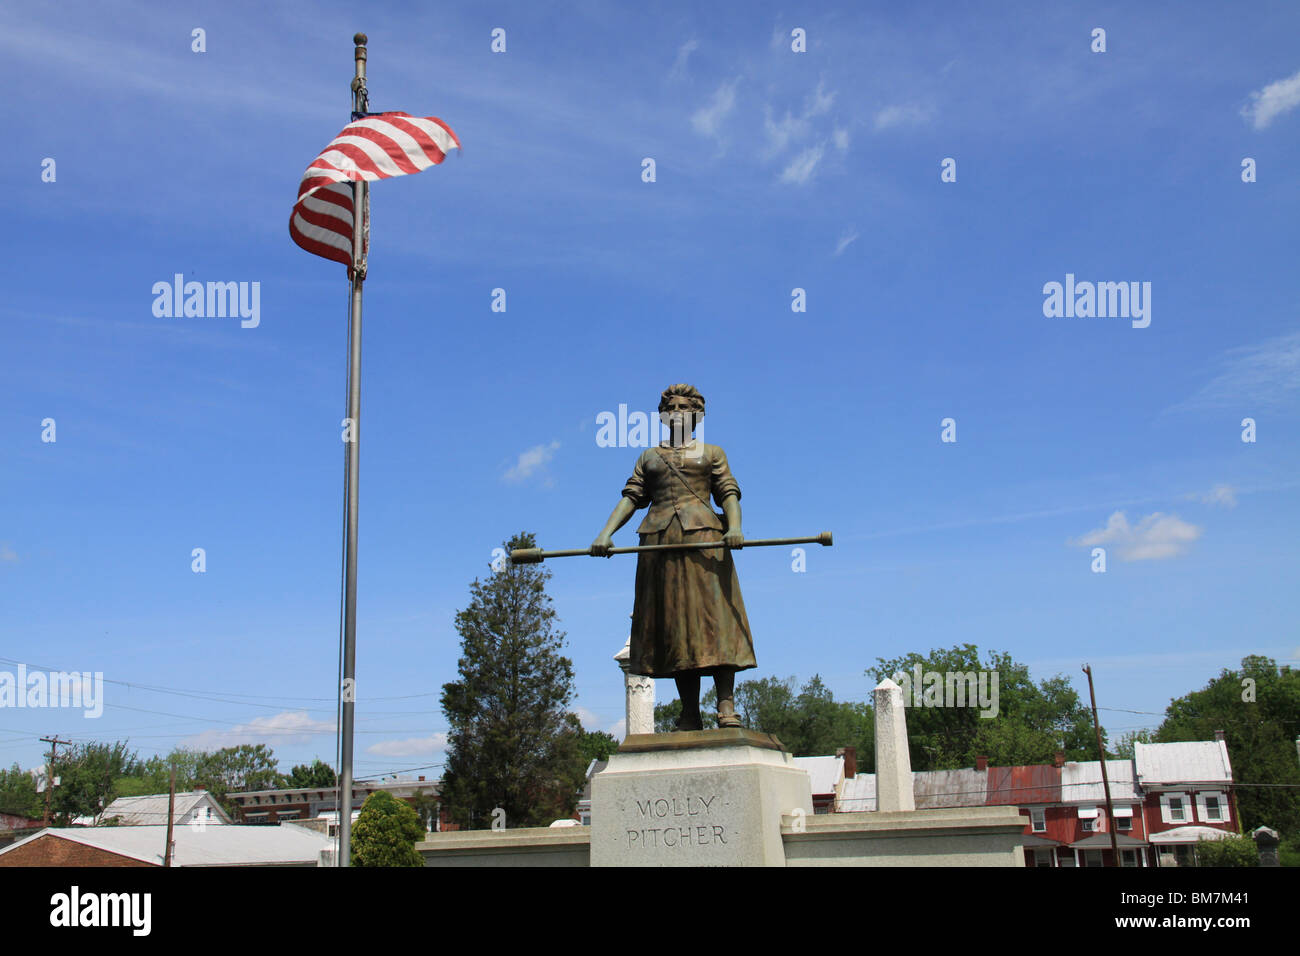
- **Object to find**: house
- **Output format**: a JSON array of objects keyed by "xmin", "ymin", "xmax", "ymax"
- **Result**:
[
  {"xmin": 226, "ymin": 776, "xmax": 451, "ymax": 831},
  {"xmin": 1055, "ymin": 759, "xmax": 1148, "ymax": 867},
  {"xmin": 0, "ymin": 811, "xmax": 44, "ymax": 849},
  {"xmin": 1135, "ymin": 737, "xmax": 1236, "ymax": 867},
  {"xmin": 0, "ymin": 824, "xmax": 333, "ymax": 867},
  {"xmin": 828, "ymin": 738, "xmax": 1237, "ymax": 867},
  {"xmin": 96, "ymin": 790, "xmax": 233, "ymax": 828}
]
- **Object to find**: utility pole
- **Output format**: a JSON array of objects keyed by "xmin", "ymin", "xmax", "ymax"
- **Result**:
[
  {"xmin": 164, "ymin": 762, "xmax": 176, "ymax": 867},
  {"xmin": 38, "ymin": 736, "xmax": 70, "ymax": 827},
  {"xmin": 1082, "ymin": 665, "xmax": 1121, "ymax": 866}
]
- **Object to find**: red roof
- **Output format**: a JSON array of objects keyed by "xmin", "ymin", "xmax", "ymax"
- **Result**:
[{"xmin": 986, "ymin": 765, "xmax": 1060, "ymax": 805}]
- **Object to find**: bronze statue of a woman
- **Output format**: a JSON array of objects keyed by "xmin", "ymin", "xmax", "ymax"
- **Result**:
[{"xmin": 591, "ymin": 384, "xmax": 755, "ymax": 730}]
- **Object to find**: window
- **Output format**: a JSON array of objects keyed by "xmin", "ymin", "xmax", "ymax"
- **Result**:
[
  {"xmin": 1164, "ymin": 794, "xmax": 1187, "ymax": 823},
  {"xmin": 1203, "ymin": 796, "xmax": 1222, "ymax": 822},
  {"xmin": 1121, "ymin": 849, "xmax": 1139, "ymax": 867},
  {"xmin": 1117, "ymin": 815, "xmax": 1132, "ymax": 831},
  {"xmin": 1082, "ymin": 850, "xmax": 1104, "ymax": 867},
  {"xmin": 1032, "ymin": 848, "xmax": 1054, "ymax": 868},
  {"xmin": 1081, "ymin": 817, "xmax": 1096, "ymax": 832},
  {"xmin": 278, "ymin": 810, "xmax": 300, "ymax": 820},
  {"xmin": 1030, "ymin": 808, "xmax": 1046, "ymax": 833}
]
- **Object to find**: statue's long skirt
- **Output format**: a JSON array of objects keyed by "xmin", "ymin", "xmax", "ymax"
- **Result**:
[{"xmin": 627, "ymin": 514, "xmax": 756, "ymax": 678}]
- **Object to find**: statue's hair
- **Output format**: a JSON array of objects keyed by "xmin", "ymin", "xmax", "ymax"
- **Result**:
[{"xmin": 658, "ymin": 383, "xmax": 706, "ymax": 414}]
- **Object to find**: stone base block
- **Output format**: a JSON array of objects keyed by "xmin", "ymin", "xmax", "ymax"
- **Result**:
[{"xmin": 591, "ymin": 729, "xmax": 813, "ymax": 867}]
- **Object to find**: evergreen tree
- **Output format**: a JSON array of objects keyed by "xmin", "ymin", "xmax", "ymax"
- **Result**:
[
  {"xmin": 350, "ymin": 790, "xmax": 425, "ymax": 867},
  {"xmin": 439, "ymin": 532, "xmax": 586, "ymax": 828}
]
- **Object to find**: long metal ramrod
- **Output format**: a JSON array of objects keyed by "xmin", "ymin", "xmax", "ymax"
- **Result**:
[{"xmin": 510, "ymin": 532, "xmax": 832, "ymax": 564}]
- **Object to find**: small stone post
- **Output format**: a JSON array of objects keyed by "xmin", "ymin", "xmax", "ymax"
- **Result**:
[
  {"xmin": 1253, "ymin": 826, "xmax": 1280, "ymax": 867},
  {"xmin": 874, "ymin": 678, "xmax": 915, "ymax": 811},
  {"xmin": 615, "ymin": 637, "xmax": 655, "ymax": 737}
]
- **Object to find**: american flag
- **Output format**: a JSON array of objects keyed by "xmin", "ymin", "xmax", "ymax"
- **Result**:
[{"xmin": 290, "ymin": 111, "xmax": 460, "ymax": 271}]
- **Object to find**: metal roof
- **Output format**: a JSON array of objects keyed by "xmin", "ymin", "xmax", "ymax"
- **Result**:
[
  {"xmin": 830, "ymin": 769, "xmax": 986, "ymax": 811},
  {"xmin": 986, "ymin": 765, "xmax": 1060, "ymax": 805},
  {"xmin": 1059, "ymin": 760, "xmax": 1141, "ymax": 804},
  {"xmin": 792, "ymin": 756, "xmax": 842, "ymax": 796},
  {"xmin": 1134, "ymin": 741, "xmax": 1232, "ymax": 785},
  {"xmin": 100, "ymin": 791, "xmax": 233, "ymax": 826},
  {"xmin": 0, "ymin": 824, "xmax": 332, "ymax": 866},
  {"xmin": 1148, "ymin": 825, "xmax": 1234, "ymax": 845},
  {"xmin": 914, "ymin": 769, "xmax": 987, "ymax": 809},
  {"xmin": 837, "ymin": 773, "xmax": 876, "ymax": 811},
  {"xmin": 1070, "ymin": 833, "xmax": 1148, "ymax": 848}
]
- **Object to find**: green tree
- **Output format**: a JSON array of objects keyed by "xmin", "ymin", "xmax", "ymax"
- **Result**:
[
  {"xmin": 197, "ymin": 744, "xmax": 283, "ymax": 812},
  {"xmin": 350, "ymin": 790, "xmax": 425, "ymax": 867},
  {"xmin": 0, "ymin": 763, "xmax": 41, "ymax": 819},
  {"xmin": 1113, "ymin": 729, "xmax": 1157, "ymax": 760},
  {"xmin": 284, "ymin": 759, "xmax": 337, "ymax": 789},
  {"xmin": 439, "ymin": 532, "xmax": 587, "ymax": 829},
  {"xmin": 1155, "ymin": 656, "xmax": 1300, "ymax": 837},
  {"xmin": 870, "ymin": 645, "xmax": 1094, "ymax": 771},
  {"xmin": 576, "ymin": 729, "xmax": 620, "ymax": 766},
  {"xmin": 50, "ymin": 741, "xmax": 143, "ymax": 825}
]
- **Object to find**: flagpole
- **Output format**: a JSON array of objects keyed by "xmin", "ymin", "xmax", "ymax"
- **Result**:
[{"xmin": 337, "ymin": 30, "xmax": 369, "ymax": 868}]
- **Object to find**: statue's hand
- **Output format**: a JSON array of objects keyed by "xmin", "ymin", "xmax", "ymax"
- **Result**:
[
  {"xmin": 723, "ymin": 529, "xmax": 744, "ymax": 549},
  {"xmin": 590, "ymin": 534, "xmax": 614, "ymax": 557}
]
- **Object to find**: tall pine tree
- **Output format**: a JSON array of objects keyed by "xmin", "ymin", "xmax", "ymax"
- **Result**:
[{"xmin": 439, "ymin": 531, "xmax": 585, "ymax": 828}]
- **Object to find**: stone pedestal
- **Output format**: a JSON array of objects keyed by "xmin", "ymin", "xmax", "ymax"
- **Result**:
[{"xmin": 590, "ymin": 728, "xmax": 813, "ymax": 867}]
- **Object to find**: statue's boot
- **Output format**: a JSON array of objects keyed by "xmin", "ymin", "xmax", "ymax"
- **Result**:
[
  {"xmin": 675, "ymin": 713, "xmax": 703, "ymax": 732},
  {"xmin": 717, "ymin": 698, "xmax": 742, "ymax": 728}
]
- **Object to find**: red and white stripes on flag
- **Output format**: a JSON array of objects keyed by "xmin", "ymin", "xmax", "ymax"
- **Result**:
[{"xmin": 289, "ymin": 112, "xmax": 460, "ymax": 271}]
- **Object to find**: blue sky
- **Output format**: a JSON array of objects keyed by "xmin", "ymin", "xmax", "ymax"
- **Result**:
[{"xmin": 2, "ymin": 1, "xmax": 1298, "ymax": 780}]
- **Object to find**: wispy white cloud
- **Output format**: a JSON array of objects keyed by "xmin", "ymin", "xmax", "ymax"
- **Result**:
[
  {"xmin": 1197, "ymin": 484, "xmax": 1238, "ymax": 508},
  {"xmin": 691, "ymin": 78, "xmax": 740, "ymax": 143},
  {"xmin": 874, "ymin": 103, "xmax": 934, "ymax": 130},
  {"xmin": 780, "ymin": 144, "xmax": 826, "ymax": 185},
  {"xmin": 1167, "ymin": 331, "xmax": 1300, "ymax": 413},
  {"xmin": 805, "ymin": 78, "xmax": 835, "ymax": 117},
  {"xmin": 832, "ymin": 126, "xmax": 850, "ymax": 152},
  {"xmin": 183, "ymin": 710, "xmax": 334, "ymax": 750},
  {"xmin": 503, "ymin": 440, "xmax": 560, "ymax": 483},
  {"xmin": 367, "ymin": 734, "xmax": 448, "ymax": 758},
  {"xmin": 1070, "ymin": 511, "xmax": 1203, "ymax": 561},
  {"xmin": 669, "ymin": 38, "xmax": 699, "ymax": 82},
  {"xmin": 1241, "ymin": 67, "xmax": 1300, "ymax": 129},
  {"xmin": 834, "ymin": 227, "xmax": 860, "ymax": 256}
]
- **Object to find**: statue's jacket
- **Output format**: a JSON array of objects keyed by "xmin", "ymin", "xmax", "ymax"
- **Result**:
[{"xmin": 620, "ymin": 441, "xmax": 740, "ymax": 534}]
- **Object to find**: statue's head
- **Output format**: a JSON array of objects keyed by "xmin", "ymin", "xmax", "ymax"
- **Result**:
[{"xmin": 658, "ymin": 383, "xmax": 705, "ymax": 435}]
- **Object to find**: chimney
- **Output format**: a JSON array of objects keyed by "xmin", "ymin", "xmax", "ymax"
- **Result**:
[
  {"xmin": 1053, "ymin": 751, "xmax": 1065, "ymax": 769},
  {"xmin": 1214, "ymin": 730, "xmax": 1225, "ymax": 742},
  {"xmin": 836, "ymin": 746, "xmax": 857, "ymax": 778},
  {"xmin": 418, "ymin": 776, "xmax": 425, "ymax": 782},
  {"xmin": 975, "ymin": 755, "xmax": 988, "ymax": 772},
  {"xmin": 194, "ymin": 786, "xmax": 205, "ymax": 792}
]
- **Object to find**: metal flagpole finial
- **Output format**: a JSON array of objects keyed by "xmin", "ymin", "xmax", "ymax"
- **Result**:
[{"xmin": 354, "ymin": 32, "xmax": 368, "ymax": 47}]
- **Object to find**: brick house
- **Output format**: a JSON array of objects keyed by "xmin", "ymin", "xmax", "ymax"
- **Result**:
[{"xmin": 227, "ymin": 777, "xmax": 453, "ymax": 832}]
